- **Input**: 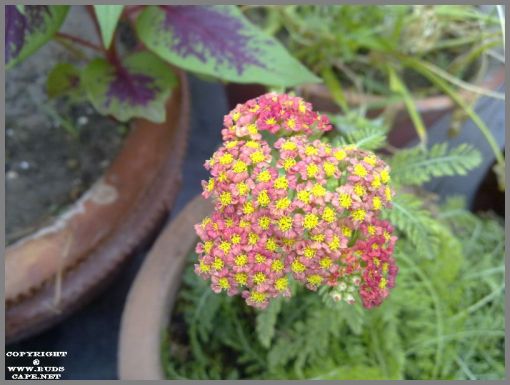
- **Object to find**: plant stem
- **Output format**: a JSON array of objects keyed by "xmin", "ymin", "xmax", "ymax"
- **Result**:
[
  {"xmin": 321, "ymin": 67, "xmax": 349, "ymax": 112},
  {"xmin": 86, "ymin": 5, "xmax": 106, "ymax": 51},
  {"xmin": 54, "ymin": 32, "xmax": 103, "ymax": 53},
  {"xmin": 86, "ymin": 4, "xmax": 122, "ymax": 67},
  {"xmin": 406, "ymin": 56, "xmax": 505, "ymax": 170}
]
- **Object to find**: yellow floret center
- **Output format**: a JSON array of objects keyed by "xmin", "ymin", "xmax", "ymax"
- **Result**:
[
  {"xmin": 232, "ymin": 160, "xmax": 247, "ymax": 173},
  {"xmin": 276, "ymin": 197, "xmax": 291, "ymax": 210},
  {"xmin": 247, "ymin": 123, "xmax": 258, "ymax": 135},
  {"xmin": 235, "ymin": 254, "xmax": 248, "ymax": 266},
  {"xmin": 266, "ymin": 238, "xmax": 278, "ymax": 252},
  {"xmin": 275, "ymin": 277, "xmax": 289, "ymax": 291},
  {"xmin": 291, "ymin": 260, "xmax": 306, "ymax": 273},
  {"xmin": 322, "ymin": 206, "xmax": 336, "ymax": 223},
  {"xmin": 304, "ymin": 247, "xmax": 316, "ymax": 258},
  {"xmin": 323, "ymin": 161, "xmax": 336, "ymax": 177},
  {"xmin": 213, "ymin": 257, "xmax": 224, "ymax": 270},
  {"xmin": 373, "ymin": 196, "xmax": 382, "ymax": 210},
  {"xmin": 218, "ymin": 277, "xmax": 230, "ymax": 289},
  {"xmin": 257, "ymin": 190, "xmax": 271, "ymax": 207},
  {"xmin": 354, "ymin": 183, "xmax": 366, "ymax": 197},
  {"xmin": 219, "ymin": 241, "xmax": 231, "ymax": 254},
  {"xmin": 334, "ymin": 149, "xmax": 346, "ymax": 160},
  {"xmin": 297, "ymin": 190, "xmax": 311, "ymax": 203},
  {"xmin": 283, "ymin": 157, "xmax": 296, "ymax": 170},
  {"xmin": 342, "ymin": 226, "xmax": 353, "ymax": 237},
  {"xmin": 235, "ymin": 273, "xmax": 248, "ymax": 285},
  {"xmin": 253, "ymin": 272, "xmax": 267, "ymax": 285},
  {"xmin": 320, "ymin": 257, "xmax": 332, "ymax": 269},
  {"xmin": 354, "ymin": 164, "xmax": 368, "ymax": 178},
  {"xmin": 271, "ymin": 260, "xmax": 284, "ymax": 272},
  {"xmin": 237, "ymin": 182, "xmax": 249, "ymax": 195},
  {"xmin": 311, "ymin": 183, "xmax": 326, "ymax": 197},
  {"xmin": 248, "ymin": 233, "xmax": 259, "ymax": 245},
  {"xmin": 303, "ymin": 214, "xmax": 319, "ymax": 230},
  {"xmin": 307, "ymin": 274, "xmax": 323, "ymax": 286},
  {"xmin": 204, "ymin": 241, "xmax": 213, "ymax": 253},
  {"xmin": 278, "ymin": 216, "xmax": 293, "ymax": 232},
  {"xmin": 229, "ymin": 234, "xmax": 240, "ymax": 244},
  {"xmin": 257, "ymin": 170, "xmax": 272, "ymax": 182},
  {"xmin": 199, "ymin": 261, "xmax": 210, "ymax": 272},
  {"xmin": 328, "ymin": 236, "xmax": 341, "ymax": 251},
  {"xmin": 381, "ymin": 169, "xmax": 391, "ymax": 184},
  {"xmin": 243, "ymin": 202, "xmax": 255, "ymax": 215},
  {"xmin": 219, "ymin": 192, "xmax": 232, "ymax": 206},
  {"xmin": 258, "ymin": 216, "xmax": 271, "ymax": 230},
  {"xmin": 246, "ymin": 140, "xmax": 260, "ymax": 148},
  {"xmin": 219, "ymin": 153, "xmax": 234, "ymax": 165},
  {"xmin": 305, "ymin": 145, "xmax": 318, "ymax": 156},
  {"xmin": 250, "ymin": 151, "xmax": 265, "ymax": 164},
  {"xmin": 351, "ymin": 209, "xmax": 366, "ymax": 222},
  {"xmin": 250, "ymin": 291, "xmax": 267, "ymax": 303},
  {"xmin": 306, "ymin": 164, "xmax": 319, "ymax": 178},
  {"xmin": 282, "ymin": 141, "xmax": 297, "ymax": 151},
  {"xmin": 339, "ymin": 193, "xmax": 352, "ymax": 209}
]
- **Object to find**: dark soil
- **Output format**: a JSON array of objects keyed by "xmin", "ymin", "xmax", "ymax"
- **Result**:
[{"xmin": 5, "ymin": 7, "xmax": 128, "ymax": 245}]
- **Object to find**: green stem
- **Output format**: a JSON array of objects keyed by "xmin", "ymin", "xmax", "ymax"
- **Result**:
[
  {"xmin": 54, "ymin": 32, "xmax": 103, "ymax": 53},
  {"xmin": 388, "ymin": 65, "xmax": 427, "ymax": 148},
  {"xmin": 321, "ymin": 67, "xmax": 349, "ymax": 112},
  {"xmin": 449, "ymin": 284, "xmax": 504, "ymax": 322},
  {"xmin": 404, "ymin": 57, "xmax": 505, "ymax": 169}
]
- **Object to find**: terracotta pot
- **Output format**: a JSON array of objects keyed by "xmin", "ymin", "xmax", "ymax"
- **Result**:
[
  {"xmin": 299, "ymin": 66, "xmax": 505, "ymax": 147},
  {"xmin": 5, "ymin": 71, "xmax": 190, "ymax": 344},
  {"xmin": 118, "ymin": 195, "xmax": 213, "ymax": 380}
]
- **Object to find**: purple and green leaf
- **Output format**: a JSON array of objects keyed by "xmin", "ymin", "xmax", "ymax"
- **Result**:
[
  {"xmin": 82, "ymin": 51, "xmax": 177, "ymax": 123},
  {"xmin": 136, "ymin": 5, "xmax": 320, "ymax": 86},
  {"xmin": 6, "ymin": 5, "xmax": 69, "ymax": 69}
]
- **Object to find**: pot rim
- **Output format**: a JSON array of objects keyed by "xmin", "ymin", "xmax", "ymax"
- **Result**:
[
  {"xmin": 299, "ymin": 65, "xmax": 505, "ymax": 113},
  {"xmin": 118, "ymin": 195, "xmax": 213, "ymax": 380},
  {"xmin": 5, "ymin": 70, "xmax": 190, "ymax": 344}
]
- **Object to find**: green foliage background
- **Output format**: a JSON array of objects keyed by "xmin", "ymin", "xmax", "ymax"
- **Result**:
[
  {"xmin": 164, "ymin": 204, "xmax": 504, "ymax": 380},
  {"xmin": 162, "ymin": 118, "xmax": 505, "ymax": 380}
]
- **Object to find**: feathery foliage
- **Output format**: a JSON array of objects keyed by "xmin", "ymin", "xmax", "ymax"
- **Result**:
[
  {"xmin": 256, "ymin": 297, "xmax": 282, "ymax": 348},
  {"xmin": 163, "ymin": 204, "xmax": 504, "ymax": 379},
  {"xmin": 389, "ymin": 143, "xmax": 482, "ymax": 186},
  {"xmin": 329, "ymin": 113, "xmax": 388, "ymax": 151},
  {"xmin": 382, "ymin": 193, "xmax": 439, "ymax": 258},
  {"xmin": 163, "ymin": 106, "xmax": 500, "ymax": 380}
]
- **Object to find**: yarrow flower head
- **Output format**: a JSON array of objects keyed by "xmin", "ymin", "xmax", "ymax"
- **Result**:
[
  {"xmin": 195, "ymin": 92, "xmax": 398, "ymax": 309},
  {"xmin": 222, "ymin": 93, "xmax": 332, "ymax": 141}
]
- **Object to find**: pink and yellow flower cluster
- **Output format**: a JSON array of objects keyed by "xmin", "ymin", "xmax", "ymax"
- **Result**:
[{"xmin": 195, "ymin": 93, "xmax": 398, "ymax": 309}]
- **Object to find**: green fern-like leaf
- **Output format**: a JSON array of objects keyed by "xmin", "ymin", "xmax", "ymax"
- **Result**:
[
  {"xmin": 389, "ymin": 143, "xmax": 482, "ymax": 186},
  {"xmin": 256, "ymin": 297, "xmax": 282, "ymax": 348},
  {"xmin": 382, "ymin": 193, "xmax": 439, "ymax": 258},
  {"xmin": 330, "ymin": 114, "xmax": 388, "ymax": 151},
  {"xmin": 268, "ymin": 298, "xmax": 343, "ymax": 375}
]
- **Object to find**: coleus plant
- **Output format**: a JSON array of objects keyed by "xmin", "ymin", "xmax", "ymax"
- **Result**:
[
  {"xmin": 194, "ymin": 93, "xmax": 398, "ymax": 309},
  {"xmin": 5, "ymin": 5, "xmax": 319, "ymax": 123}
]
